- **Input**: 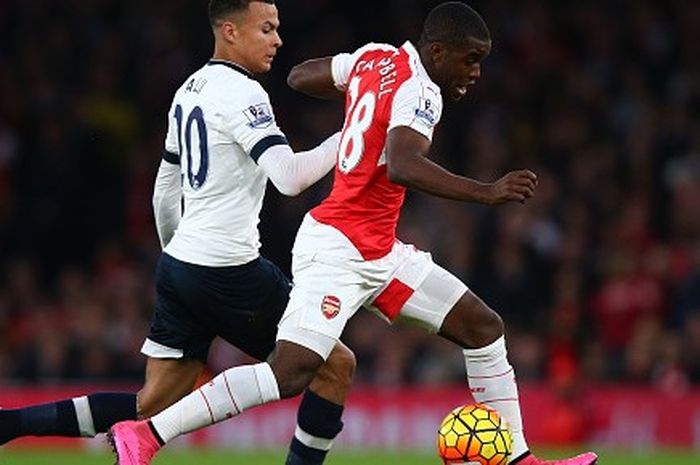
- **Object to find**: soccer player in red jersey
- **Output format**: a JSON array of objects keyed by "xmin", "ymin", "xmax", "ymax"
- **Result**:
[{"xmin": 109, "ymin": 3, "xmax": 597, "ymax": 465}]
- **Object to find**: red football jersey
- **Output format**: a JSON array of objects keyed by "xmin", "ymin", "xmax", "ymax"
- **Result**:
[{"xmin": 310, "ymin": 42, "xmax": 443, "ymax": 260}]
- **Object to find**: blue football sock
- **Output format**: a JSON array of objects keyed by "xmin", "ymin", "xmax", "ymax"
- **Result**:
[
  {"xmin": 87, "ymin": 393, "xmax": 138, "ymax": 433},
  {"xmin": 0, "ymin": 392, "xmax": 136, "ymax": 444},
  {"xmin": 0, "ymin": 409, "xmax": 22, "ymax": 445},
  {"xmin": 285, "ymin": 389, "xmax": 344, "ymax": 465}
]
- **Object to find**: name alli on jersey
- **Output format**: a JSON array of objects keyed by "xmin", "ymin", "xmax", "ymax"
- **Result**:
[
  {"xmin": 185, "ymin": 77, "xmax": 207, "ymax": 94},
  {"xmin": 354, "ymin": 53, "xmax": 400, "ymax": 99}
]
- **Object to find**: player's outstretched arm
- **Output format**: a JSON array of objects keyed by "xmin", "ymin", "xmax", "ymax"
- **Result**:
[
  {"xmin": 386, "ymin": 126, "xmax": 537, "ymax": 205},
  {"xmin": 287, "ymin": 57, "xmax": 345, "ymax": 100},
  {"xmin": 257, "ymin": 132, "xmax": 340, "ymax": 196},
  {"xmin": 152, "ymin": 159, "xmax": 182, "ymax": 248}
]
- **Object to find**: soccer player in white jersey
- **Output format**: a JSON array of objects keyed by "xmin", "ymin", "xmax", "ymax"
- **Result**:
[
  {"xmin": 1, "ymin": 2, "xmax": 355, "ymax": 465},
  {"xmin": 108, "ymin": 3, "xmax": 597, "ymax": 465}
]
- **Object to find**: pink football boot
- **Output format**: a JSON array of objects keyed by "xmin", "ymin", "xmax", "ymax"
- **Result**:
[
  {"xmin": 107, "ymin": 420, "xmax": 162, "ymax": 465},
  {"xmin": 516, "ymin": 451, "xmax": 598, "ymax": 465}
]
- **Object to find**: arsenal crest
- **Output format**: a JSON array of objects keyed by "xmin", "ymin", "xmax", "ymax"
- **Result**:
[{"xmin": 321, "ymin": 295, "xmax": 341, "ymax": 319}]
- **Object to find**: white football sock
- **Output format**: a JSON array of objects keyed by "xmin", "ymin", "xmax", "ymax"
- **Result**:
[
  {"xmin": 463, "ymin": 336, "xmax": 528, "ymax": 462},
  {"xmin": 150, "ymin": 362, "xmax": 280, "ymax": 443}
]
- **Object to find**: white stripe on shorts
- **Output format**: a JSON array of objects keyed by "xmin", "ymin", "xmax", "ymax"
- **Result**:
[{"xmin": 141, "ymin": 338, "xmax": 184, "ymax": 358}]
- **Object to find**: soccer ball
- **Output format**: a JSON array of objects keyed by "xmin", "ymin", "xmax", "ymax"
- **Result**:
[{"xmin": 437, "ymin": 403, "xmax": 513, "ymax": 465}]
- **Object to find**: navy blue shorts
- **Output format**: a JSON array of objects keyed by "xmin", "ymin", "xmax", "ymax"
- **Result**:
[{"xmin": 145, "ymin": 253, "xmax": 291, "ymax": 362}]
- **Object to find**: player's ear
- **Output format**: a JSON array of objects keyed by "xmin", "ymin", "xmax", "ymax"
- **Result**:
[
  {"xmin": 220, "ymin": 21, "xmax": 239, "ymax": 44},
  {"xmin": 429, "ymin": 42, "xmax": 448, "ymax": 66}
]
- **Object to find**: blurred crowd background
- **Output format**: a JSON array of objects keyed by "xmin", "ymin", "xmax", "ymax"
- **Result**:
[{"xmin": 1, "ymin": 0, "xmax": 699, "ymax": 394}]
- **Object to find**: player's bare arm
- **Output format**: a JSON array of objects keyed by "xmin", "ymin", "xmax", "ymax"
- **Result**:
[
  {"xmin": 287, "ymin": 57, "xmax": 344, "ymax": 100},
  {"xmin": 386, "ymin": 125, "xmax": 537, "ymax": 205}
]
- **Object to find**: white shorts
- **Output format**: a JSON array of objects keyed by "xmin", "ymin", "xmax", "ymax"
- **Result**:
[{"xmin": 276, "ymin": 218, "xmax": 467, "ymax": 360}]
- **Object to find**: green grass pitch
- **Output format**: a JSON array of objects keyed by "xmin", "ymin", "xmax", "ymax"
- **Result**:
[{"xmin": 1, "ymin": 449, "xmax": 699, "ymax": 465}]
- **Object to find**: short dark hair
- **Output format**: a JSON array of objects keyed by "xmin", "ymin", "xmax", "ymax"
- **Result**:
[
  {"xmin": 419, "ymin": 2, "xmax": 490, "ymax": 47},
  {"xmin": 208, "ymin": 0, "xmax": 275, "ymax": 27}
]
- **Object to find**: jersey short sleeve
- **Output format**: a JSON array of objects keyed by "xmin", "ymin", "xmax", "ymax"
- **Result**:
[
  {"xmin": 330, "ymin": 53, "xmax": 354, "ymax": 91},
  {"xmin": 388, "ymin": 78, "xmax": 443, "ymax": 141},
  {"xmin": 331, "ymin": 43, "xmax": 397, "ymax": 91},
  {"xmin": 225, "ymin": 81, "xmax": 288, "ymax": 163}
]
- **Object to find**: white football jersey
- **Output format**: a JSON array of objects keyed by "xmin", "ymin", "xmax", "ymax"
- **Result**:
[{"xmin": 162, "ymin": 60, "xmax": 288, "ymax": 266}]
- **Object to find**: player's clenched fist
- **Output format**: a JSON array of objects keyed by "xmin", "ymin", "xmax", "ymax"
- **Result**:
[{"xmin": 482, "ymin": 170, "xmax": 538, "ymax": 205}]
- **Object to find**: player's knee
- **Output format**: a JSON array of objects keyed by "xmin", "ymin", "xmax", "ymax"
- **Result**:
[
  {"xmin": 322, "ymin": 344, "xmax": 356, "ymax": 388},
  {"xmin": 268, "ymin": 343, "xmax": 325, "ymax": 399}
]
